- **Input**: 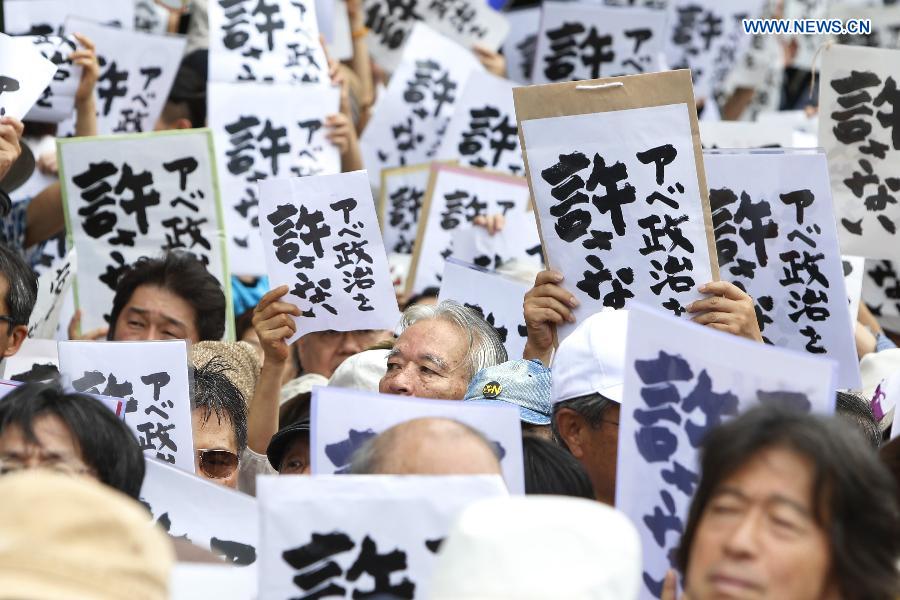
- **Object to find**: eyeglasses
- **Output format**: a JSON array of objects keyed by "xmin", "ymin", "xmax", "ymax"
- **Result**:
[
  {"xmin": 0, "ymin": 458, "xmax": 90, "ymax": 477},
  {"xmin": 0, "ymin": 315, "xmax": 17, "ymax": 329},
  {"xmin": 196, "ymin": 449, "xmax": 239, "ymax": 479}
]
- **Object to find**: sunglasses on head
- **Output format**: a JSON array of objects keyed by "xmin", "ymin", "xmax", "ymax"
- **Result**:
[{"xmin": 196, "ymin": 449, "xmax": 239, "ymax": 479}]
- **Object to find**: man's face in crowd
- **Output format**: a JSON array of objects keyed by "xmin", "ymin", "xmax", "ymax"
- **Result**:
[
  {"xmin": 685, "ymin": 445, "xmax": 836, "ymax": 600},
  {"xmin": 191, "ymin": 408, "xmax": 239, "ymax": 489},
  {"xmin": 278, "ymin": 435, "xmax": 311, "ymax": 475},
  {"xmin": 557, "ymin": 402, "xmax": 619, "ymax": 504},
  {"xmin": 296, "ymin": 329, "xmax": 388, "ymax": 378},
  {"xmin": 379, "ymin": 319, "xmax": 471, "ymax": 400},
  {"xmin": 0, "ymin": 274, "xmax": 27, "ymax": 360},
  {"xmin": 113, "ymin": 284, "xmax": 199, "ymax": 343},
  {"xmin": 0, "ymin": 414, "xmax": 93, "ymax": 478}
]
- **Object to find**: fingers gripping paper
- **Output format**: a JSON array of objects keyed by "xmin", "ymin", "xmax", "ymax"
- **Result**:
[
  {"xmin": 258, "ymin": 171, "xmax": 401, "ymax": 342},
  {"xmin": 514, "ymin": 70, "xmax": 719, "ymax": 342}
]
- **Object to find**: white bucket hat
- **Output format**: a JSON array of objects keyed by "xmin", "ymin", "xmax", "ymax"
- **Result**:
[{"xmin": 429, "ymin": 495, "xmax": 641, "ymax": 600}]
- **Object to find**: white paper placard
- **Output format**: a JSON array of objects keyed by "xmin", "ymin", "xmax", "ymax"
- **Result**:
[
  {"xmin": 450, "ymin": 210, "xmax": 543, "ymax": 270},
  {"xmin": 363, "ymin": 0, "xmax": 510, "ymax": 72},
  {"xmin": 0, "ymin": 374, "xmax": 122, "ymax": 416},
  {"xmin": 2, "ymin": 0, "xmax": 135, "ymax": 35},
  {"xmin": 57, "ymin": 129, "xmax": 232, "ymax": 337},
  {"xmin": 819, "ymin": 44, "xmax": 900, "ymax": 260},
  {"xmin": 134, "ymin": 0, "xmax": 170, "ymax": 34},
  {"xmin": 258, "ymin": 475, "xmax": 507, "ymax": 599},
  {"xmin": 605, "ymin": 0, "xmax": 667, "ymax": 7},
  {"xmin": 208, "ymin": 81, "xmax": 341, "ymax": 276},
  {"xmin": 208, "ymin": 0, "xmax": 330, "ymax": 84},
  {"xmin": 862, "ymin": 259, "xmax": 900, "ymax": 332},
  {"xmin": 171, "ymin": 564, "xmax": 258, "ymax": 600},
  {"xmin": 360, "ymin": 23, "xmax": 484, "ymax": 190},
  {"xmin": 434, "ymin": 69, "xmax": 524, "ymax": 176},
  {"xmin": 616, "ymin": 303, "xmax": 837, "ymax": 599},
  {"xmin": 141, "ymin": 458, "xmax": 259, "ymax": 566},
  {"xmin": 783, "ymin": 0, "xmax": 830, "ymax": 70},
  {"xmin": 664, "ymin": 0, "xmax": 765, "ymax": 100},
  {"xmin": 62, "ymin": 17, "xmax": 186, "ymax": 135},
  {"xmin": 58, "ymin": 340, "xmax": 195, "ymax": 473},
  {"xmin": 258, "ymin": 171, "xmax": 401, "ymax": 342},
  {"xmin": 721, "ymin": 14, "xmax": 783, "ymax": 123},
  {"xmin": 379, "ymin": 163, "xmax": 433, "ymax": 255},
  {"xmin": 21, "ymin": 35, "xmax": 80, "ymax": 123},
  {"xmin": 705, "ymin": 150, "xmax": 860, "ymax": 388},
  {"xmin": 843, "ymin": 255, "xmax": 865, "ymax": 322},
  {"xmin": 531, "ymin": 3, "xmax": 666, "ymax": 85},
  {"xmin": 757, "ymin": 109, "xmax": 819, "ymax": 134},
  {"xmin": 25, "ymin": 247, "xmax": 73, "ymax": 341},
  {"xmin": 0, "ymin": 380, "xmax": 19, "ymax": 400},
  {"xmin": 0, "ymin": 338, "xmax": 58, "ymax": 381},
  {"xmin": 520, "ymin": 102, "xmax": 715, "ymax": 341},
  {"xmin": 438, "ymin": 259, "xmax": 530, "ymax": 360},
  {"xmin": 26, "ymin": 232, "xmax": 74, "ymax": 342},
  {"xmin": 0, "ymin": 33, "xmax": 58, "ymax": 119},
  {"xmin": 326, "ymin": 0, "xmax": 353, "ymax": 61},
  {"xmin": 311, "ymin": 386, "xmax": 525, "ymax": 493},
  {"xmin": 408, "ymin": 164, "xmax": 530, "ymax": 293},
  {"xmin": 699, "ymin": 121, "xmax": 794, "ymax": 149},
  {"xmin": 315, "ymin": 0, "xmax": 335, "ymax": 41},
  {"xmin": 503, "ymin": 7, "xmax": 541, "ymax": 85}
]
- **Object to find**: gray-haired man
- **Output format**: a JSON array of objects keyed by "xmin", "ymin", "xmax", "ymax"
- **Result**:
[{"xmin": 379, "ymin": 300, "xmax": 507, "ymax": 400}]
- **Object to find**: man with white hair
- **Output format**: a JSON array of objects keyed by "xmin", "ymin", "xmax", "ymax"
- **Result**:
[{"xmin": 379, "ymin": 300, "xmax": 507, "ymax": 400}]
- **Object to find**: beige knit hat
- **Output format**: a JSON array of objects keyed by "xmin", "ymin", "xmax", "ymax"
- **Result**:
[
  {"xmin": 0, "ymin": 470, "xmax": 174, "ymax": 600},
  {"xmin": 191, "ymin": 341, "xmax": 261, "ymax": 403}
]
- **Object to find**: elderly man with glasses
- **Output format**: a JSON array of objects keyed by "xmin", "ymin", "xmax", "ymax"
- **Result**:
[{"xmin": 0, "ymin": 243, "xmax": 37, "ymax": 365}]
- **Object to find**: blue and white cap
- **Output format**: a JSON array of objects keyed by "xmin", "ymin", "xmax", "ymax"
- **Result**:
[{"xmin": 464, "ymin": 359, "xmax": 552, "ymax": 425}]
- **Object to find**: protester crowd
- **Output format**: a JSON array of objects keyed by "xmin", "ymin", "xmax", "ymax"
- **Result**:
[{"xmin": 2, "ymin": 0, "xmax": 900, "ymax": 598}]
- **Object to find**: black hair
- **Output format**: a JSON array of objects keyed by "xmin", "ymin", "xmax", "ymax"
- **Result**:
[
  {"xmin": 0, "ymin": 382, "xmax": 145, "ymax": 499},
  {"xmin": 163, "ymin": 49, "xmax": 208, "ymax": 128},
  {"xmin": 551, "ymin": 392, "xmax": 615, "ymax": 451},
  {"xmin": 880, "ymin": 437, "xmax": 900, "ymax": 509},
  {"xmin": 193, "ymin": 357, "xmax": 248, "ymax": 453},
  {"xmin": 279, "ymin": 391, "xmax": 311, "ymax": 430},
  {"xmin": 403, "ymin": 286, "xmax": 440, "ymax": 309},
  {"xmin": 107, "ymin": 251, "xmax": 225, "ymax": 341},
  {"xmin": 0, "ymin": 242, "xmax": 38, "ymax": 329},
  {"xmin": 677, "ymin": 404, "xmax": 900, "ymax": 600},
  {"xmin": 836, "ymin": 390, "xmax": 882, "ymax": 449},
  {"xmin": 522, "ymin": 435, "xmax": 595, "ymax": 499}
]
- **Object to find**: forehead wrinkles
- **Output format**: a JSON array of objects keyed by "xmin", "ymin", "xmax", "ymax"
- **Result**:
[{"xmin": 397, "ymin": 320, "xmax": 471, "ymax": 373}]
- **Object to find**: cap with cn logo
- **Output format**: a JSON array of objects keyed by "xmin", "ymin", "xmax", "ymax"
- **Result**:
[{"xmin": 464, "ymin": 360, "xmax": 551, "ymax": 425}]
